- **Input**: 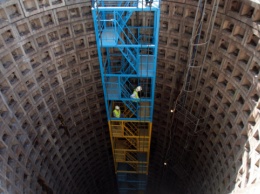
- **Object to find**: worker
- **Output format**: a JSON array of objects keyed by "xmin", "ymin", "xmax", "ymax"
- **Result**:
[
  {"xmin": 113, "ymin": 106, "xmax": 121, "ymax": 118},
  {"xmin": 146, "ymin": 0, "xmax": 153, "ymax": 6},
  {"xmin": 130, "ymin": 86, "xmax": 142, "ymax": 100}
]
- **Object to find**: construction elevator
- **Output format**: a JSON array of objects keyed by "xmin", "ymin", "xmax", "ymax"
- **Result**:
[{"xmin": 92, "ymin": 1, "xmax": 160, "ymax": 193}]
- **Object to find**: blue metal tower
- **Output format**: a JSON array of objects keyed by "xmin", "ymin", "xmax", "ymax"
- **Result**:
[{"xmin": 91, "ymin": 1, "xmax": 160, "ymax": 193}]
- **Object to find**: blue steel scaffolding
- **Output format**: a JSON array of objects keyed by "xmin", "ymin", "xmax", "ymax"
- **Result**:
[{"xmin": 92, "ymin": 1, "xmax": 160, "ymax": 193}]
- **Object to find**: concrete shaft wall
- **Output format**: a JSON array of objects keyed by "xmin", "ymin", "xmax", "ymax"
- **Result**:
[
  {"xmin": 0, "ymin": 0, "xmax": 116, "ymax": 193},
  {"xmin": 0, "ymin": 0, "xmax": 259, "ymax": 194},
  {"xmin": 148, "ymin": 0, "xmax": 260, "ymax": 194}
]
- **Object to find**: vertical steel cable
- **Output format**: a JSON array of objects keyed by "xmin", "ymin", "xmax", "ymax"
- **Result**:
[{"xmin": 160, "ymin": 0, "xmax": 220, "ymax": 192}]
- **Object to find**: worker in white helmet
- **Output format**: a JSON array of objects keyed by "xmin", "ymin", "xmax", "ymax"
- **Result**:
[
  {"xmin": 113, "ymin": 106, "xmax": 121, "ymax": 118},
  {"xmin": 130, "ymin": 86, "xmax": 142, "ymax": 100}
]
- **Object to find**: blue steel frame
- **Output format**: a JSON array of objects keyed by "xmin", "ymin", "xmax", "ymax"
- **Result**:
[
  {"xmin": 92, "ymin": 0, "xmax": 160, "ymax": 122},
  {"xmin": 92, "ymin": 1, "xmax": 160, "ymax": 193}
]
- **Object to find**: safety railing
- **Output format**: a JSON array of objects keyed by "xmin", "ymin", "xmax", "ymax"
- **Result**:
[
  {"xmin": 124, "ymin": 122, "xmax": 138, "ymax": 136},
  {"xmin": 116, "ymin": 9, "xmax": 133, "ymax": 30},
  {"xmin": 92, "ymin": 0, "xmax": 161, "ymax": 8},
  {"xmin": 109, "ymin": 100, "xmax": 152, "ymax": 120},
  {"xmin": 124, "ymin": 100, "xmax": 139, "ymax": 118},
  {"xmin": 125, "ymin": 137, "xmax": 137, "ymax": 149},
  {"xmin": 105, "ymin": 59, "xmax": 122, "ymax": 74},
  {"xmin": 92, "ymin": 0, "xmax": 139, "ymax": 7},
  {"xmin": 121, "ymin": 59, "xmax": 132, "ymax": 74},
  {"xmin": 115, "ymin": 19, "xmax": 136, "ymax": 46},
  {"xmin": 118, "ymin": 47, "xmax": 137, "ymax": 74},
  {"xmin": 105, "ymin": 76, "xmax": 120, "ymax": 99},
  {"xmin": 98, "ymin": 20, "xmax": 118, "ymax": 46},
  {"xmin": 124, "ymin": 125, "xmax": 136, "ymax": 136},
  {"xmin": 139, "ymin": 34, "xmax": 153, "ymax": 44},
  {"xmin": 120, "ymin": 78, "xmax": 134, "ymax": 97},
  {"xmin": 111, "ymin": 122, "xmax": 124, "ymax": 136},
  {"xmin": 115, "ymin": 12, "xmax": 138, "ymax": 44}
]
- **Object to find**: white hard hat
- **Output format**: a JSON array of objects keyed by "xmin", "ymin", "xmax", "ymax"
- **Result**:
[
  {"xmin": 136, "ymin": 86, "xmax": 142, "ymax": 92},
  {"xmin": 115, "ymin": 106, "xmax": 120, "ymax": 110}
]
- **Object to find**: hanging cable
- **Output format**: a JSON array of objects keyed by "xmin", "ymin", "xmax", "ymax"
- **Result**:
[{"xmin": 161, "ymin": 2, "xmax": 221, "ymax": 188}]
